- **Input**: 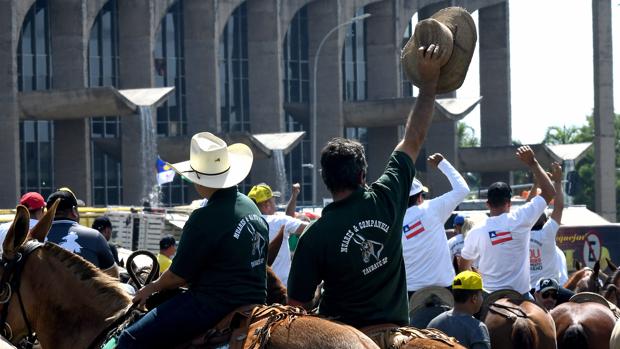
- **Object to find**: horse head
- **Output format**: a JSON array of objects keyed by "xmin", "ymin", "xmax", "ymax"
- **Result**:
[
  {"xmin": 566, "ymin": 260, "xmax": 606, "ymax": 293},
  {"xmin": 0, "ymin": 200, "xmax": 58, "ymax": 345}
]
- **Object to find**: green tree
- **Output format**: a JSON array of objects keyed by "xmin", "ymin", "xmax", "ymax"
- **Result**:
[
  {"xmin": 543, "ymin": 125, "xmax": 582, "ymax": 145},
  {"xmin": 457, "ymin": 122, "xmax": 479, "ymax": 147}
]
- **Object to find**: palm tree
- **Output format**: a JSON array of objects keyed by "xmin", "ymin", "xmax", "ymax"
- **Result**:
[
  {"xmin": 543, "ymin": 125, "xmax": 581, "ymax": 145},
  {"xmin": 457, "ymin": 122, "xmax": 479, "ymax": 147}
]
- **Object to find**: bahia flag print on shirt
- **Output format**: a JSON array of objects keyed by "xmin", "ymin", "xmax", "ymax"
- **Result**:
[
  {"xmin": 489, "ymin": 230, "xmax": 512, "ymax": 245},
  {"xmin": 156, "ymin": 156, "xmax": 176, "ymax": 185}
]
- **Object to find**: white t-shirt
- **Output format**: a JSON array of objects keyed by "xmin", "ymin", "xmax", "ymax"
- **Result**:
[
  {"xmin": 0, "ymin": 219, "xmax": 39, "ymax": 255},
  {"xmin": 448, "ymin": 234, "xmax": 465, "ymax": 259},
  {"xmin": 461, "ymin": 196, "xmax": 547, "ymax": 294},
  {"xmin": 529, "ymin": 218, "xmax": 560, "ymax": 288},
  {"xmin": 263, "ymin": 213, "xmax": 304, "ymax": 287},
  {"xmin": 401, "ymin": 160, "xmax": 469, "ymax": 291},
  {"xmin": 556, "ymin": 246, "xmax": 568, "ymax": 285}
]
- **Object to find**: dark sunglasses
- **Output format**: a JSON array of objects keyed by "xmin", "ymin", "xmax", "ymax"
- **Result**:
[{"xmin": 541, "ymin": 291, "xmax": 557, "ymax": 299}]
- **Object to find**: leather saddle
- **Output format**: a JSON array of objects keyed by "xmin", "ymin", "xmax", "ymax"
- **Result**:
[
  {"xmin": 190, "ymin": 304, "xmax": 308, "ymax": 349},
  {"xmin": 360, "ymin": 323, "xmax": 460, "ymax": 349}
]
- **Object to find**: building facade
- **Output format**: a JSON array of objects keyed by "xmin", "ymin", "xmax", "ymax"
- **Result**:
[{"xmin": 0, "ymin": 0, "xmax": 614, "ymax": 220}]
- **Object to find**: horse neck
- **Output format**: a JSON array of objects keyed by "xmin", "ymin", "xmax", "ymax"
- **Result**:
[
  {"xmin": 564, "ymin": 269, "xmax": 587, "ymax": 290},
  {"xmin": 24, "ymin": 248, "xmax": 131, "ymax": 348}
]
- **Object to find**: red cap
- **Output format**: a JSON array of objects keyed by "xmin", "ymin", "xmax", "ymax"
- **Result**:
[{"xmin": 19, "ymin": 192, "xmax": 46, "ymax": 211}]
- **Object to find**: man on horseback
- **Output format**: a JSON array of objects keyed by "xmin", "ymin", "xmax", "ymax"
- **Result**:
[
  {"xmin": 116, "ymin": 133, "xmax": 269, "ymax": 349},
  {"xmin": 287, "ymin": 38, "xmax": 445, "ymax": 331},
  {"xmin": 0, "ymin": 192, "xmax": 46, "ymax": 255},
  {"xmin": 401, "ymin": 153, "xmax": 469, "ymax": 297},
  {"xmin": 527, "ymin": 162, "xmax": 564, "ymax": 286},
  {"xmin": 459, "ymin": 147, "xmax": 556, "ymax": 298},
  {"xmin": 46, "ymin": 188, "xmax": 119, "ymax": 278}
]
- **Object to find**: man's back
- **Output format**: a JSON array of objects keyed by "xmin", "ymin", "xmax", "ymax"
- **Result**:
[
  {"xmin": 427, "ymin": 309, "xmax": 490, "ymax": 349},
  {"xmin": 288, "ymin": 151, "xmax": 415, "ymax": 327},
  {"xmin": 401, "ymin": 159, "xmax": 468, "ymax": 291},
  {"xmin": 170, "ymin": 187, "xmax": 269, "ymax": 313},
  {"xmin": 461, "ymin": 196, "xmax": 547, "ymax": 293},
  {"xmin": 47, "ymin": 220, "xmax": 115, "ymax": 270},
  {"xmin": 529, "ymin": 218, "xmax": 560, "ymax": 288},
  {"xmin": 262, "ymin": 214, "xmax": 303, "ymax": 286}
]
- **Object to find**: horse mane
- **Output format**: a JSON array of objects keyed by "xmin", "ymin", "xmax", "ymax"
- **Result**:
[
  {"xmin": 41, "ymin": 242, "xmax": 131, "ymax": 308},
  {"xmin": 266, "ymin": 266, "xmax": 287, "ymax": 305}
]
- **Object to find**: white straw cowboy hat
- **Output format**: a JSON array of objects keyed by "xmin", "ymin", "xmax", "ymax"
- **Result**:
[
  {"xmin": 401, "ymin": 7, "xmax": 477, "ymax": 94},
  {"xmin": 169, "ymin": 132, "xmax": 253, "ymax": 189}
]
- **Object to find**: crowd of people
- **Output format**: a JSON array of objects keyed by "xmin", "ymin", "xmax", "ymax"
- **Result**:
[{"xmin": 0, "ymin": 8, "xmax": 578, "ymax": 349}]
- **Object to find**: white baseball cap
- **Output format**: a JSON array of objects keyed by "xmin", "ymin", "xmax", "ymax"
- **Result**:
[{"xmin": 409, "ymin": 178, "xmax": 429, "ymax": 196}]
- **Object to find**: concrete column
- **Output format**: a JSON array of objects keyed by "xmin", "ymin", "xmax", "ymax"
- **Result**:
[
  {"xmin": 308, "ymin": 0, "xmax": 344, "ymax": 204},
  {"xmin": 592, "ymin": 0, "xmax": 616, "ymax": 222},
  {"xmin": 0, "ymin": 0, "xmax": 21, "ymax": 207},
  {"xmin": 246, "ymin": 0, "xmax": 284, "ymax": 187},
  {"xmin": 118, "ymin": 0, "xmax": 157, "ymax": 205},
  {"xmin": 184, "ymin": 0, "xmax": 219, "ymax": 134},
  {"xmin": 479, "ymin": 2, "xmax": 511, "ymax": 186},
  {"xmin": 49, "ymin": 0, "xmax": 92, "ymax": 204},
  {"xmin": 247, "ymin": 0, "xmax": 284, "ymax": 133},
  {"xmin": 365, "ymin": 0, "xmax": 401, "ymax": 182}
]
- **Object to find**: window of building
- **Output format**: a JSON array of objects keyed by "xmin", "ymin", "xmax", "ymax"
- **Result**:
[
  {"xmin": 283, "ymin": 5, "xmax": 311, "ymax": 205},
  {"xmin": 89, "ymin": 0, "xmax": 122, "ymax": 206},
  {"xmin": 18, "ymin": 0, "xmax": 54, "ymax": 198},
  {"xmin": 342, "ymin": 7, "xmax": 368, "ymax": 150},
  {"xmin": 155, "ymin": 1, "xmax": 189, "ymax": 205},
  {"xmin": 219, "ymin": 3, "xmax": 250, "ymax": 133},
  {"xmin": 154, "ymin": 0, "xmax": 186, "ymax": 137}
]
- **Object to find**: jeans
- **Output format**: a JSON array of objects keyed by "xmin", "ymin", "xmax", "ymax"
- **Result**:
[{"xmin": 116, "ymin": 291, "xmax": 226, "ymax": 349}]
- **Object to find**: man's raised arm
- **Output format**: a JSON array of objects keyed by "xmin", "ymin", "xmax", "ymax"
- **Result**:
[{"xmin": 395, "ymin": 44, "xmax": 444, "ymax": 162}]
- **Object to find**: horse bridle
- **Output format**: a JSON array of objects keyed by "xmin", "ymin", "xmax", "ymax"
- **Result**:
[{"xmin": 0, "ymin": 240, "xmax": 43, "ymax": 349}]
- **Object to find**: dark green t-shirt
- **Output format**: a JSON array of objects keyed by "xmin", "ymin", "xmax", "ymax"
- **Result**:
[
  {"xmin": 170, "ymin": 186, "xmax": 269, "ymax": 313},
  {"xmin": 288, "ymin": 151, "xmax": 415, "ymax": 327}
]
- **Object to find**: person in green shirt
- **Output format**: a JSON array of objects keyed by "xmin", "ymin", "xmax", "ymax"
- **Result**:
[
  {"xmin": 117, "ymin": 133, "xmax": 269, "ymax": 349},
  {"xmin": 287, "ymin": 43, "xmax": 444, "ymax": 328}
]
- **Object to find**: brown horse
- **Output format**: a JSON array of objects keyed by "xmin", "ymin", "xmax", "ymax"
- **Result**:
[
  {"xmin": 0, "ymin": 205, "xmax": 378, "ymax": 349},
  {"xmin": 483, "ymin": 296, "xmax": 556, "ymax": 349},
  {"xmin": 563, "ymin": 261, "xmax": 605, "ymax": 293},
  {"xmin": 551, "ymin": 301, "xmax": 616, "ymax": 349}
]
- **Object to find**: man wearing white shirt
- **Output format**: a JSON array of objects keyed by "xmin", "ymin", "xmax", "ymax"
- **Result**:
[
  {"xmin": 448, "ymin": 215, "xmax": 466, "ymax": 260},
  {"xmin": 248, "ymin": 183, "xmax": 308, "ymax": 287},
  {"xmin": 459, "ymin": 146, "xmax": 555, "ymax": 297},
  {"xmin": 0, "ymin": 192, "xmax": 46, "ymax": 255},
  {"xmin": 401, "ymin": 153, "xmax": 469, "ymax": 294},
  {"xmin": 528, "ymin": 162, "xmax": 564, "ymax": 288}
]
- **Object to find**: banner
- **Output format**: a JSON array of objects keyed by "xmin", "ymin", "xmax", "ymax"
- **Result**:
[{"xmin": 556, "ymin": 225, "xmax": 620, "ymax": 273}]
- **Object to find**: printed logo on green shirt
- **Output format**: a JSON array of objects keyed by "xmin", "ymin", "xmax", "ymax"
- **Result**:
[
  {"xmin": 339, "ymin": 219, "xmax": 391, "ymax": 276},
  {"xmin": 233, "ymin": 214, "xmax": 267, "ymax": 268}
]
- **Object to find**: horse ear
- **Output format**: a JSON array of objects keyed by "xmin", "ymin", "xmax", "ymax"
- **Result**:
[
  {"xmin": 3, "ymin": 206, "xmax": 31, "ymax": 259},
  {"xmin": 607, "ymin": 258, "xmax": 618, "ymax": 271},
  {"xmin": 29, "ymin": 199, "xmax": 58, "ymax": 242},
  {"xmin": 594, "ymin": 260, "xmax": 601, "ymax": 275},
  {"xmin": 575, "ymin": 260, "xmax": 583, "ymax": 270}
]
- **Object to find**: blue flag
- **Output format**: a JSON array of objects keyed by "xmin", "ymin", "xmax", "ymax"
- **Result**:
[{"xmin": 156, "ymin": 156, "xmax": 175, "ymax": 185}]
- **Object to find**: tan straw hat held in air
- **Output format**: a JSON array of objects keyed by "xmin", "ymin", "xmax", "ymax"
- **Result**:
[
  {"xmin": 169, "ymin": 132, "xmax": 253, "ymax": 189},
  {"xmin": 401, "ymin": 7, "xmax": 477, "ymax": 94}
]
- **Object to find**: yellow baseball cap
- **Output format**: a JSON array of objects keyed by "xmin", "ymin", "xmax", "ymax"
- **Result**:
[
  {"xmin": 247, "ymin": 184, "xmax": 281, "ymax": 204},
  {"xmin": 452, "ymin": 271, "xmax": 483, "ymax": 290}
]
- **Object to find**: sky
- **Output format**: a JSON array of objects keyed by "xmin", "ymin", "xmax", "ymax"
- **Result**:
[{"xmin": 456, "ymin": 0, "xmax": 620, "ymax": 144}]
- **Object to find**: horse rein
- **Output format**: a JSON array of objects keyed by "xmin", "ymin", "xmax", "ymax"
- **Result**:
[{"xmin": 0, "ymin": 240, "xmax": 44, "ymax": 349}]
